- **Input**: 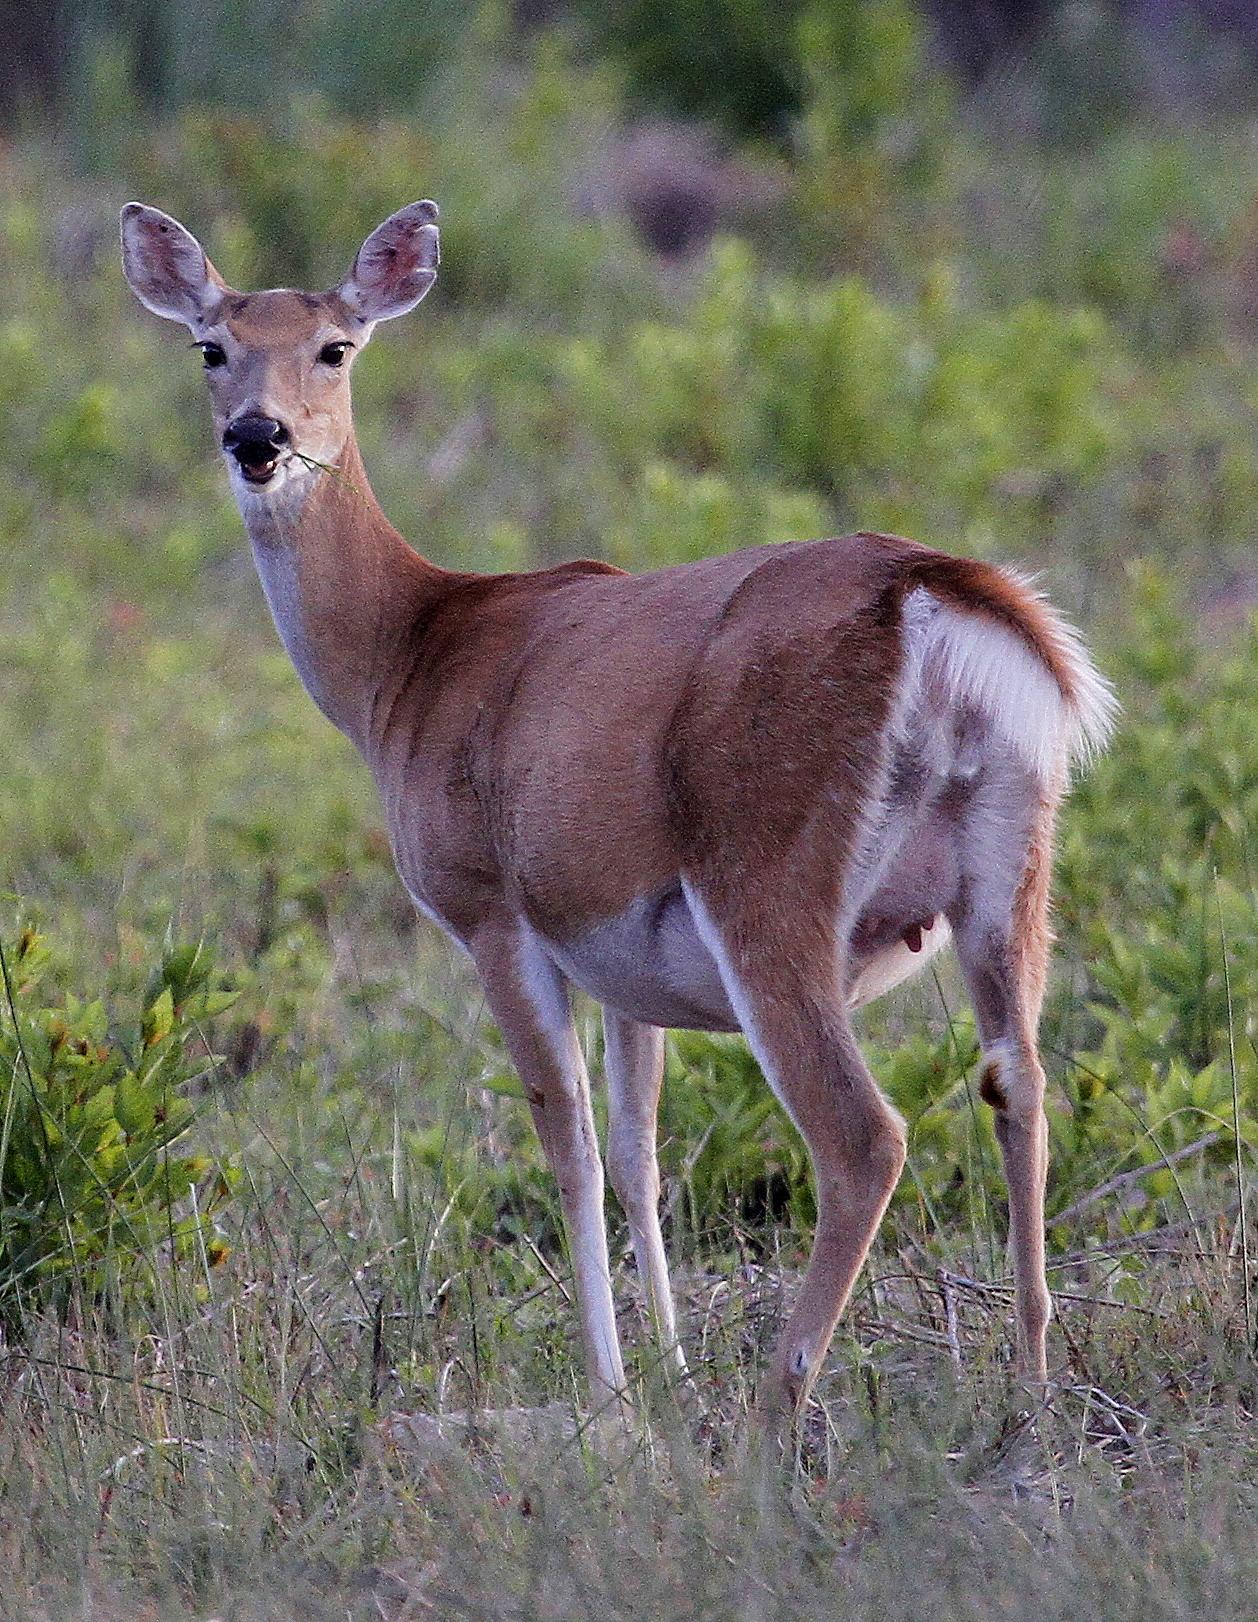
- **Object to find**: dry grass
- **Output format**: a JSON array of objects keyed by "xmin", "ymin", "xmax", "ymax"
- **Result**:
[{"xmin": 0, "ymin": 1213, "xmax": 1252, "ymax": 1620}]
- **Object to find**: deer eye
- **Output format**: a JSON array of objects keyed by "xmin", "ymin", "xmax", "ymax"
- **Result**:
[
  {"xmin": 199, "ymin": 342, "xmax": 227, "ymax": 369},
  {"xmin": 318, "ymin": 342, "xmax": 349, "ymax": 367}
]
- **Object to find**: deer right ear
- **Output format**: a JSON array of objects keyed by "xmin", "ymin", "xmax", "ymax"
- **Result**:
[
  {"xmin": 120, "ymin": 203, "xmax": 228, "ymax": 328},
  {"xmin": 337, "ymin": 200, "xmax": 439, "ymax": 324}
]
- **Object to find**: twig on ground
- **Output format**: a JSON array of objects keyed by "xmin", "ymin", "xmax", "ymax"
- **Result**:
[
  {"xmin": 518, "ymin": 1233, "xmax": 572, "ymax": 1306},
  {"xmin": 859, "ymin": 1316, "xmax": 957, "ymax": 1352},
  {"xmin": 1052, "ymin": 1216, "xmax": 1233, "ymax": 1269},
  {"xmin": 937, "ymin": 1269, "xmax": 964, "ymax": 1370},
  {"xmin": 1051, "ymin": 1133, "xmax": 1221, "ymax": 1228}
]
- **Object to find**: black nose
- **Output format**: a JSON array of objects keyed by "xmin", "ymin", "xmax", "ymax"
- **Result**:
[{"xmin": 222, "ymin": 415, "xmax": 289, "ymax": 467}]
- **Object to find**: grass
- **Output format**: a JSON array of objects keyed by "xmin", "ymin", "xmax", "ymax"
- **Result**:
[
  {"xmin": 0, "ymin": 908, "xmax": 1252, "ymax": 1616},
  {"xmin": 2, "ymin": 1174, "xmax": 1253, "ymax": 1617}
]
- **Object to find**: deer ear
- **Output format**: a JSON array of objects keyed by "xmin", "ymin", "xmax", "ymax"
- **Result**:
[
  {"xmin": 337, "ymin": 200, "xmax": 439, "ymax": 324},
  {"xmin": 120, "ymin": 203, "xmax": 229, "ymax": 328}
]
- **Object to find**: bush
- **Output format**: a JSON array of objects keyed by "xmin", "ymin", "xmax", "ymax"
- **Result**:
[
  {"xmin": 0, "ymin": 928, "xmax": 238, "ymax": 1326},
  {"xmin": 574, "ymin": 0, "xmax": 939, "ymax": 155},
  {"xmin": 535, "ymin": 239, "xmax": 1131, "ymax": 554}
]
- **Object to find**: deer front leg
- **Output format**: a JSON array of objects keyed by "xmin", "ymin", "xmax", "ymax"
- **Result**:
[
  {"xmin": 471, "ymin": 919, "xmax": 628, "ymax": 1408},
  {"xmin": 603, "ymin": 1012, "xmax": 688, "ymax": 1377}
]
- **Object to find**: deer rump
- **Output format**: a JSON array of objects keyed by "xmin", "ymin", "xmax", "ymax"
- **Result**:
[{"xmin": 478, "ymin": 532, "xmax": 1111, "ymax": 1033}]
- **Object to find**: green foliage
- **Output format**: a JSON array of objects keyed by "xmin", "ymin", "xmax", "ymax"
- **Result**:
[
  {"xmin": 528, "ymin": 240, "xmax": 1129, "ymax": 556},
  {"xmin": 63, "ymin": 0, "xmax": 488, "ymax": 123},
  {"xmin": 662, "ymin": 1033, "xmax": 812, "ymax": 1240},
  {"xmin": 573, "ymin": 0, "xmax": 810, "ymax": 142},
  {"xmin": 574, "ymin": 0, "xmax": 943, "ymax": 164},
  {"xmin": 791, "ymin": 0, "xmax": 950, "ymax": 272},
  {"xmin": 0, "ymin": 929, "xmax": 238, "ymax": 1322},
  {"xmin": 121, "ymin": 61, "xmax": 646, "ymax": 315}
]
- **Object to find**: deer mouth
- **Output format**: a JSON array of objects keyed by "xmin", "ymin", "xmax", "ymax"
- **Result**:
[
  {"xmin": 239, "ymin": 460, "xmax": 279, "ymax": 486},
  {"xmin": 234, "ymin": 449, "xmax": 283, "ymax": 486}
]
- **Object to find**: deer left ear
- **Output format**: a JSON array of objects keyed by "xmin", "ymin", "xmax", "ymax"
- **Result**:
[{"xmin": 337, "ymin": 200, "xmax": 439, "ymax": 324}]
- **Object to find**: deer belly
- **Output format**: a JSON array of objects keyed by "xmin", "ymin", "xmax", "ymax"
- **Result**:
[{"xmin": 545, "ymin": 886, "xmax": 739, "ymax": 1032}]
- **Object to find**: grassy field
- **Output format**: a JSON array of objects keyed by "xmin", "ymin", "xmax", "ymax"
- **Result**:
[{"xmin": 2, "ymin": 5, "xmax": 1257, "ymax": 1615}]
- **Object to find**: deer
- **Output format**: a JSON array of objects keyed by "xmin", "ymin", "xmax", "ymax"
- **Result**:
[{"xmin": 120, "ymin": 197, "xmax": 1115, "ymax": 1427}]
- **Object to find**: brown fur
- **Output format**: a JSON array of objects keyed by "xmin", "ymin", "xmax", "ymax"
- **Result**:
[{"xmin": 979, "ymin": 1059, "xmax": 1008, "ymax": 1110}]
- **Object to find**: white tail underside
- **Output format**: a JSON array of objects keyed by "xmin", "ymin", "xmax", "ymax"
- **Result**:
[{"xmin": 904, "ymin": 583, "xmax": 1116, "ymax": 783}]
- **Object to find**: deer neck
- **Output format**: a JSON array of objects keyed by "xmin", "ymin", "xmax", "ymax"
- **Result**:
[{"xmin": 236, "ymin": 433, "xmax": 442, "ymax": 753}]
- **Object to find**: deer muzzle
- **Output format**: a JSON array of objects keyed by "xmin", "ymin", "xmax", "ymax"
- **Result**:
[{"xmin": 223, "ymin": 415, "xmax": 290, "ymax": 484}]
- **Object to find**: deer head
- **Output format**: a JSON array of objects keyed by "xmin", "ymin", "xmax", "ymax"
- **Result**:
[{"xmin": 120, "ymin": 200, "xmax": 439, "ymax": 503}]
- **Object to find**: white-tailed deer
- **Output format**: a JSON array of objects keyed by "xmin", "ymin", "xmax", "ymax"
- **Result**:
[{"xmin": 121, "ymin": 199, "xmax": 1115, "ymax": 1421}]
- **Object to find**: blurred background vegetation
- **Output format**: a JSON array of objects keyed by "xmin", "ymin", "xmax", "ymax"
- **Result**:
[{"xmin": 1, "ymin": 5, "xmax": 1258, "ymax": 1612}]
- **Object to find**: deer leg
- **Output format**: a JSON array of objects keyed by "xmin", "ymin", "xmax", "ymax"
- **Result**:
[
  {"xmin": 603, "ymin": 1012, "xmax": 687, "ymax": 1376},
  {"xmin": 472, "ymin": 920, "xmax": 627, "ymax": 1407},
  {"xmin": 949, "ymin": 788, "xmax": 1057, "ymax": 1386},
  {"xmin": 684, "ymin": 886, "xmax": 906, "ymax": 1419},
  {"xmin": 758, "ymin": 1011, "xmax": 906, "ymax": 1418}
]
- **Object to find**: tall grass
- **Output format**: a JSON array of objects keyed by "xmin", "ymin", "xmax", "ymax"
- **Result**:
[{"xmin": 2, "ymin": 1084, "xmax": 1254, "ymax": 1617}]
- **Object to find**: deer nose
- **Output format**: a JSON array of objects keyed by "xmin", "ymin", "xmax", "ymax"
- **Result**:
[{"xmin": 222, "ymin": 415, "xmax": 290, "ymax": 466}]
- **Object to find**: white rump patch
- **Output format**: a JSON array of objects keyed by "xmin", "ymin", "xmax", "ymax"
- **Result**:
[{"xmin": 902, "ymin": 584, "xmax": 1116, "ymax": 783}]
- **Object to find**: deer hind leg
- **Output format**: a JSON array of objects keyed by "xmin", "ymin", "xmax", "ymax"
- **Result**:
[
  {"xmin": 684, "ymin": 885, "xmax": 907, "ymax": 1419},
  {"xmin": 948, "ymin": 775, "xmax": 1059, "ymax": 1386},
  {"xmin": 471, "ymin": 919, "xmax": 627, "ymax": 1407},
  {"xmin": 603, "ymin": 1013, "xmax": 688, "ymax": 1376}
]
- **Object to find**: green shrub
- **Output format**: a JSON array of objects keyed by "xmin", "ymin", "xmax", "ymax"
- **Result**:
[
  {"xmin": 573, "ymin": 0, "xmax": 809, "ymax": 142},
  {"xmin": 536, "ymin": 239, "xmax": 1131, "ymax": 552},
  {"xmin": 63, "ymin": 0, "xmax": 482, "ymax": 124},
  {"xmin": 662, "ymin": 1032, "xmax": 812, "ymax": 1242},
  {"xmin": 0, "ymin": 928, "xmax": 238, "ymax": 1325},
  {"xmin": 119, "ymin": 60, "xmax": 648, "ymax": 316},
  {"xmin": 574, "ymin": 0, "xmax": 939, "ymax": 156}
]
